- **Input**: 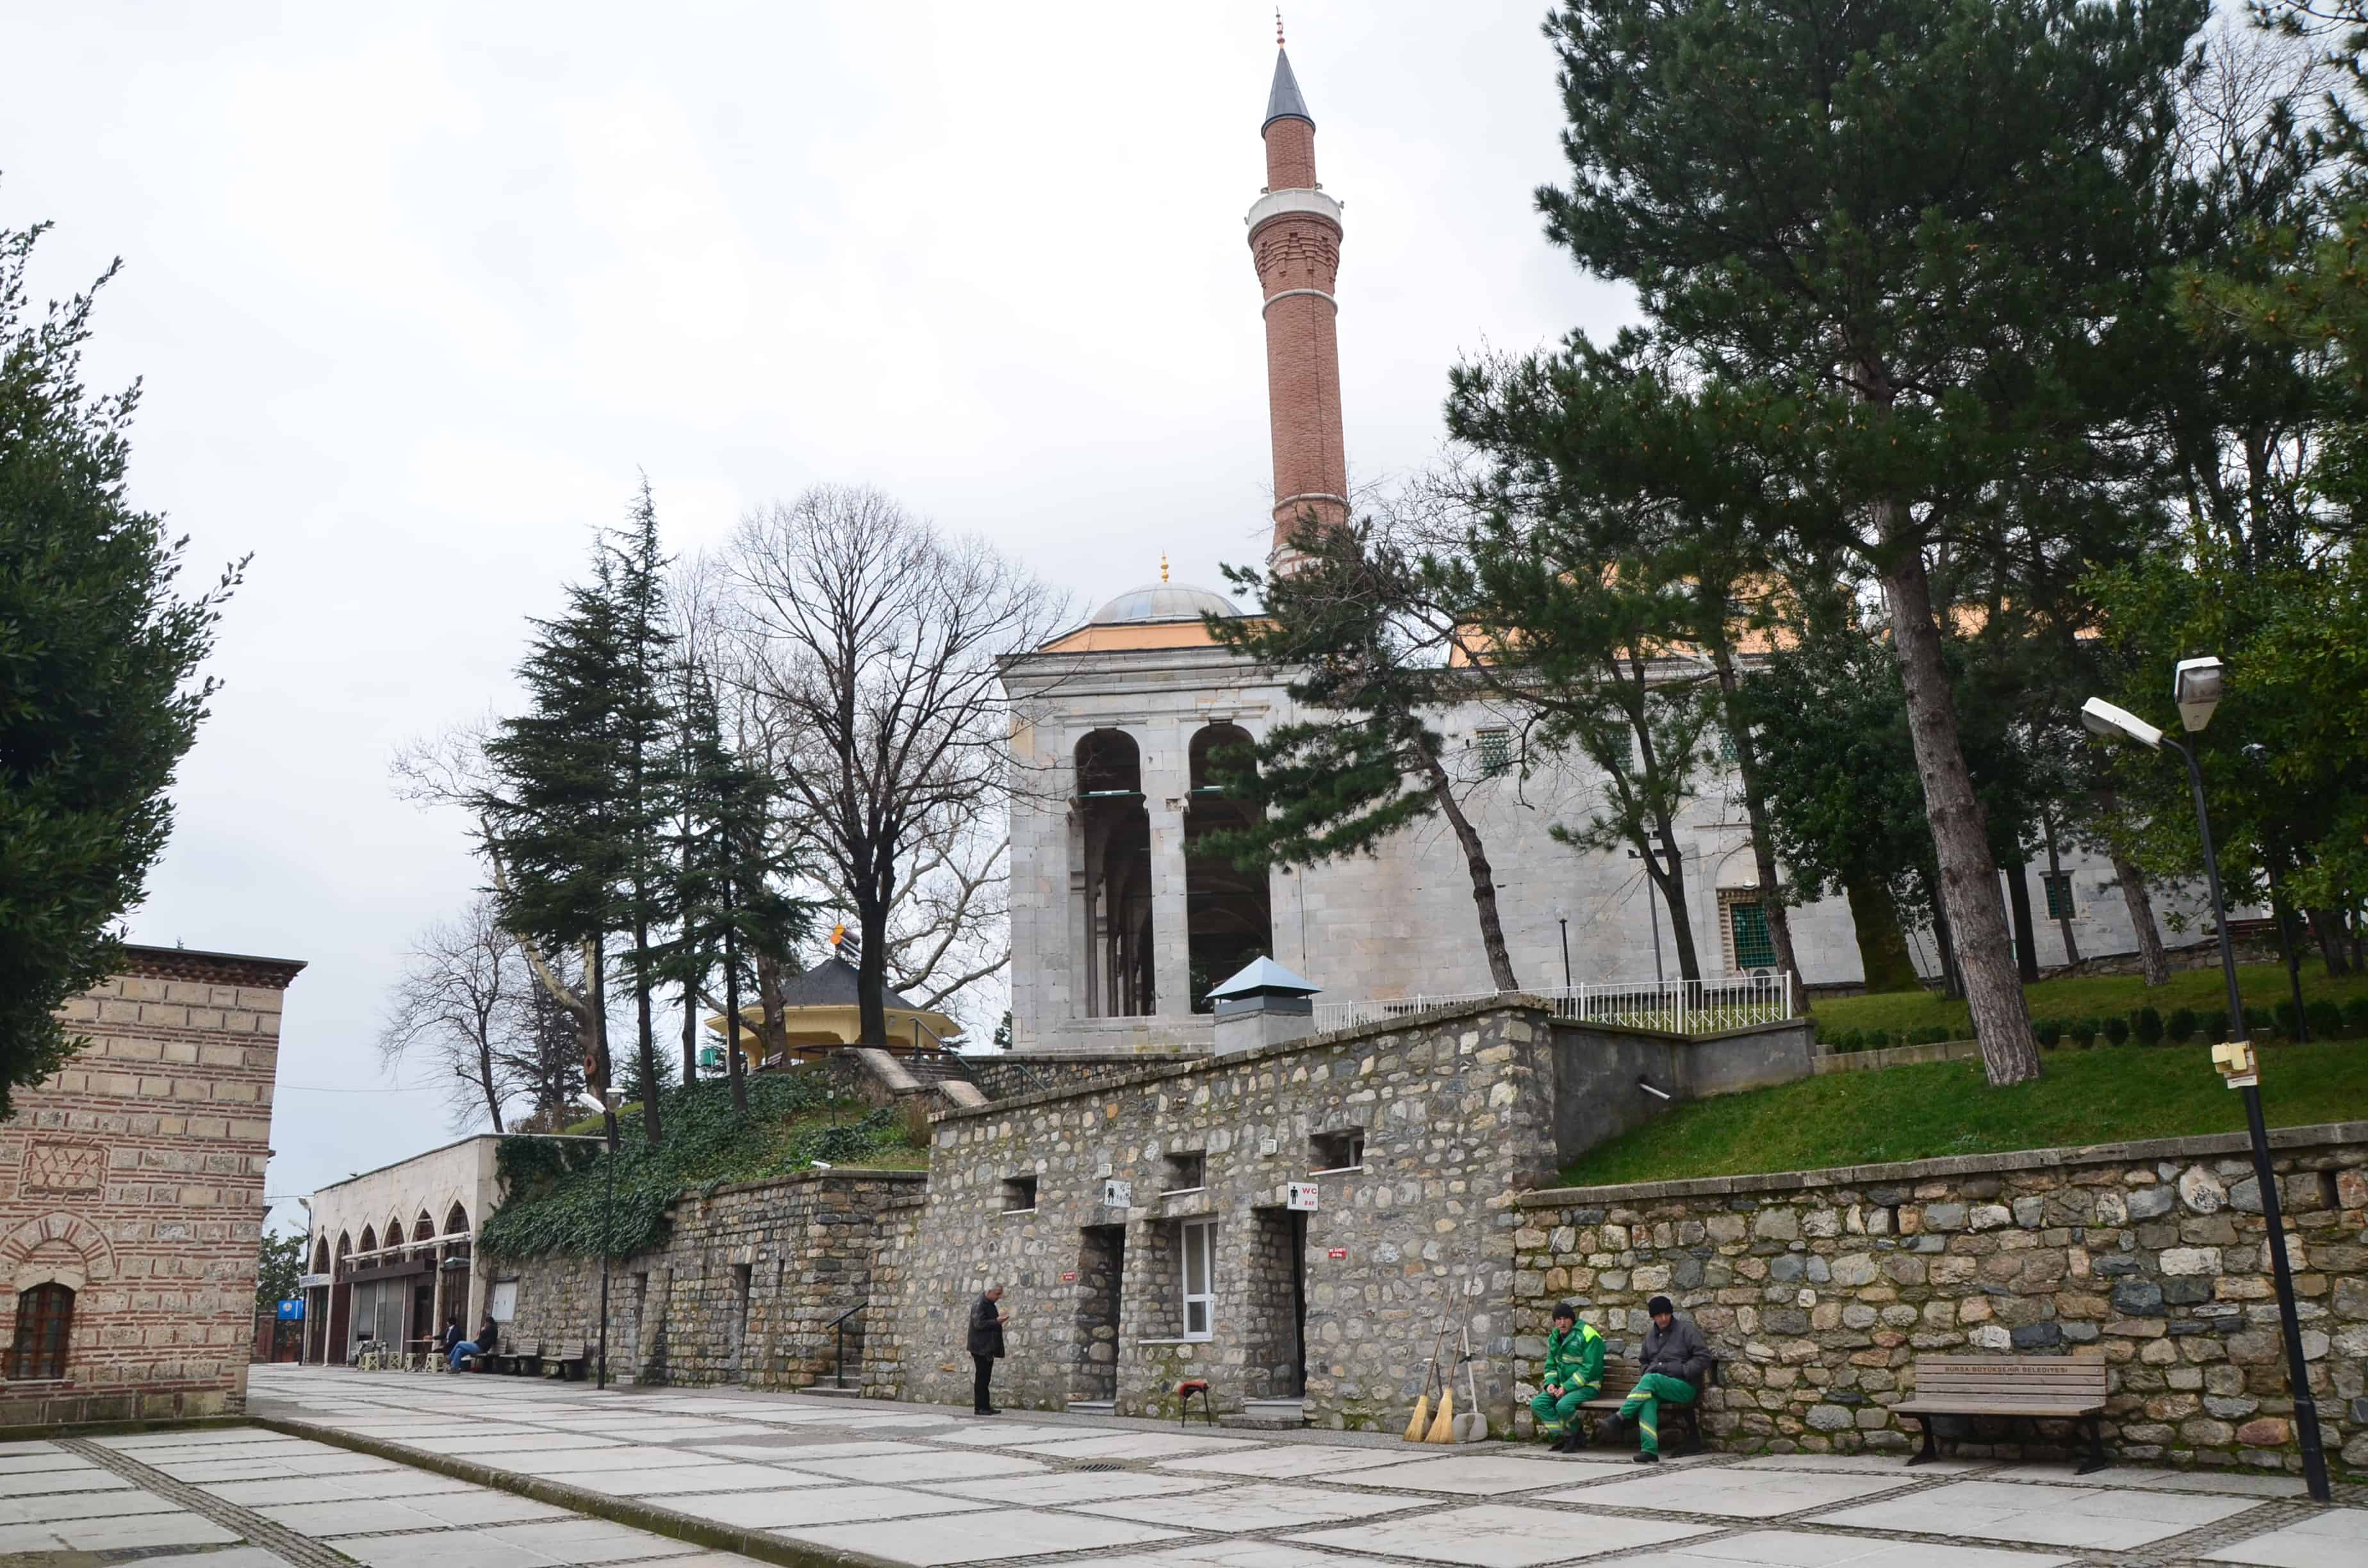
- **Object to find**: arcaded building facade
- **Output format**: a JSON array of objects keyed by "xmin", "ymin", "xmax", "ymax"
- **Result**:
[
  {"xmin": 0, "ymin": 945, "xmax": 301, "ymax": 1427},
  {"xmin": 1003, "ymin": 44, "xmax": 2196, "ymax": 1057},
  {"xmin": 299, "ymin": 1135, "xmax": 506, "ymax": 1365}
]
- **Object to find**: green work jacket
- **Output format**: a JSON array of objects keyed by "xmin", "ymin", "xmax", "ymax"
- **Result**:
[{"xmin": 1542, "ymin": 1321, "xmax": 1604, "ymax": 1391}]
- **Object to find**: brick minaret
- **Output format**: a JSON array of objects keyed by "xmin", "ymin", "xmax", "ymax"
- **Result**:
[{"xmin": 1248, "ymin": 39, "xmax": 1347, "ymax": 572}]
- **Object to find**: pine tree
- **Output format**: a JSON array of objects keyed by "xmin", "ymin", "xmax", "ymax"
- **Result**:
[
  {"xmin": 1453, "ymin": 0, "xmax": 2208, "ymax": 1084},
  {"xmin": 0, "ymin": 218, "xmax": 243, "ymax": 1111},
  {"xmin": 606, "ymin": 481, "xmax": 678, "ymax": 1137},
  {"xmin": 1205, "ymin": 520, "xmax": 1520, "ymax": 990}
]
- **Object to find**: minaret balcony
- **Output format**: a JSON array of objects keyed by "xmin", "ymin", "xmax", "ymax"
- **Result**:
[{"xmin": 1244, "ymin": 187, "xmax": 1344, "ymax": 240}]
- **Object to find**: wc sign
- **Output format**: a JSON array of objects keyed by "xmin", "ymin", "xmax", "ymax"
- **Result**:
[{"xmin": 1286, "ymin": 1181, "xmax": 1319, "ymax": 1212}]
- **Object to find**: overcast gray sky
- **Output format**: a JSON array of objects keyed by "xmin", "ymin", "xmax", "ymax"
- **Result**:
[{"xmin": 3, "ymin": 1, "xmax": 1632, "ymax": 1223}]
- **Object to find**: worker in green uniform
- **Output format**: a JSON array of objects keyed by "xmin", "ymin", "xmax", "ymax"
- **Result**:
[{"xmin": 1529, "ymin": 1302, "xmax": 1604, "ymax": 1453}]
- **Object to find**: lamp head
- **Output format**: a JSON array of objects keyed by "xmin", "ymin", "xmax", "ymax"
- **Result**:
[
  {"xmin": 575, "ymin": 1090, "xmax": 613, "ymax": 1116},
  {"xmin": 2080, "ymin": 697, "xmax": 2163, "ymax": 751},
  {"xmin": 2173, "ymin": 657, "xmax": 2225, "ymax": 732}
]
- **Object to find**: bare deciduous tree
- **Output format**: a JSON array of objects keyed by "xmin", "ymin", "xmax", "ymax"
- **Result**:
[
  {"xmin": 721, "ymin": 487, "xmax": 1062, "ymax": 1046},
  {"xmin": 377, "ymin": 895, "xmax": 528, "ymax": 1133}
]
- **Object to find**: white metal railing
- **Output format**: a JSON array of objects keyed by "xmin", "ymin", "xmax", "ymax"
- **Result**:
[{"xmin": 1313, "ymin": 974, "xmax": 1793, "ymax": 1038}]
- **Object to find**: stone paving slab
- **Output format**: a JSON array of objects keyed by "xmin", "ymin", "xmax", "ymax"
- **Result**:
[
  {"xmin": 777, "ymin": 1505, "xmax": 1187, "ymax": 1565},
  {"xmin": 199, "ymin": 1470, "xmax": 482, "ymax": 1505},
  {"xmin": 693, "ymin": 1438, "xmax": 923, "ymax": 1461},
  {"xmin": 1329, "ymin": 1453, "xmax": 1618, "ymax": 1496},
  {"xmin": 0, "ymin": 1447, "xmax": 109, "ymax": 1473},
  {"xmin": 542, "ymin": 1462, "xmax": 834, "ymax": 1499},
  {"xmin": 1809, "ymin": 1478, "xmax": 2260, "ymax": 1551},
  {"xmin": 0, "ymin": 1486, "xmax": 187, "ymax": 1524},
  {"xmin": 1724, "ymin": 1454, "xmax": 1986, "ymax": 1478},
  {"xmin": 659, "ymin": 1483, "xmax": 994, "ymax": 1530},
  {"xmin": 796, "ymin": 1448, "xmax": 1049, "ymax": 1483},
  {"xmin": 1590, "ymin": 1532, "xmax": 2076, "ymax": 1568},
  {"xmin": 1158, "ymin": 1446, "xmax": 1452, "ymax": 1481},
  {"xmin": 0, "ymin": 1505, "xmax": 241, "ymax": 1554},
  {"xmin": 1984, "ymin": 1460, "xmax": 2310, "ymax": 1498},
  {"xmin": 0, "ymin": 1463, "xmax": 131, "ymax": 1495},
  {"xmin": 1007, "ymin": 1432, "xmax": 1260, "ymax": 1462},
  {"xmin": 2203, "ymin": 1506, "xmax": 2368, "ymax": 1567},
  {"xmin": 136, "ymin": 1550, "xmax": 300, "ymax": 1568},
  {"xmin": 931, "ymin": 1422, "xmax": 1095, "ymax": 1446},
  {"xmin": 1062, "ymin": 1545, "xmax": 1406, "ymax": 1568},
  {"xmin": 1073, "ymin": 1481, "xmax": 1437, "ymax": 1533},
  {"xmin": 1541, "ymin": 1466, "xmax": 1915, "ymax": 1519},
  {"xmin": 930, "ymin": 1470, "xmax": 1229, "ymax": 1507},
  {"xmin": 1290, "ymin": 1502, "xmax": 1711, "ymax": 1567}
]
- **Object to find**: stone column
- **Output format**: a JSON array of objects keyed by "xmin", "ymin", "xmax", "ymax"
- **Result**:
[{"xmin": 1144, "ymin": 731, "xmax": 1193, "ymax": 1017}]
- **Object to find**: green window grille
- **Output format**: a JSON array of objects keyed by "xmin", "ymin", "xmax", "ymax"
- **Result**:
[
  {"xmin": 1729, "ymin": 901, "xmax": 1775, "ymax": 970},
  {"xmin": 1476, "ymin": 728, "xmax": 1511, "ymax": 778},
  {"xmin": 2043, "ymin": 872, "xmax": 2075, "ymax": 921},
  {"xmin": 1716, "ymin": 728, "xmax": 1737, "ymax": 764}
]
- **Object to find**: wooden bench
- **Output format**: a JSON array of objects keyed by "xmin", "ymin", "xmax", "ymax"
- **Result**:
[
  {"xmin": 1895, "ymin": 1353, "xmax": 2109, "ymax": 1474},
  {"xmin": 542, "ymin": 1341, "xmax": 590, "ymax": 1381},
  {"xmin": 1577, "ymin": 1358, "xmax": 1716, "ymax": 1456},
  {"xmin": 465, "ymin": 1338, "xmax": 529, "ymax": 1375}
]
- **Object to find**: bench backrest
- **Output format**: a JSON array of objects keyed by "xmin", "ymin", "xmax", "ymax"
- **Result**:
[
  {"xmin": 1912, "ymin": 1353, "xmax": 2106, "ymax": 1403},
  {"xmin": 1594, "ymin": 1354, "xmax": 1716, "ymax": 1398},
  {"xmin": 554, "ymin": 1341, "xmax": 587, "ymax": 1357}
]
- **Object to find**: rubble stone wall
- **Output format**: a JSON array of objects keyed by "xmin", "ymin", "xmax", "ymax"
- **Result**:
[
  {"xmin": 498, "ymin": 1168, "xmax": 923, "ymax": 1390},
  {"xmin": 884, "ymin": 1000, "xmax": 1562, "ymax": 1429},
  {"xmin": 1513, "ymin": 1122, "xmax": 2368, "ymax": 1476}
]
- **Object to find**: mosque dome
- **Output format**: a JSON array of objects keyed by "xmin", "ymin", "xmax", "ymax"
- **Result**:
[{"xmin": 1089, "ymin": 582, "xmax": 1242, "ymax": 625}]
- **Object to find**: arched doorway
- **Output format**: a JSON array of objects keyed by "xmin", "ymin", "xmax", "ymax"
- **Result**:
[
  {"xmin": 1185, "ymin": 724, "xmax": 1274, "ymax": 1011},
  {"xmin": 1076, "ymin": 730, "xmax": 1155, "ymax": 1016}
]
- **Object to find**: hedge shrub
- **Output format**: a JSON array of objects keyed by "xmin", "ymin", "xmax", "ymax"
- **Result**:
[
  {"xmin": 2134, "ymin": 1006, "xmax": 2164, "ymax": 1046},
  {"xmin": 2167, "ymin": 1008, "xmax": 2198, "ymax": 1045}
]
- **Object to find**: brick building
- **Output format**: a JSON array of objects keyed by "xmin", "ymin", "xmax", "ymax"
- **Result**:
[{"xmin": 0, "ymin": 945, "xmax": 302, "ymax": 1428}]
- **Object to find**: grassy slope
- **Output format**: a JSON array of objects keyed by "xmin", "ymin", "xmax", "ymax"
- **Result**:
[
  {"xmin": 1556, "ymin": 1038, "xmax": 2368, "ymax": 1188},
  {"xmin": 1811, "ymin": 960, "xmax": 2368, "ymax": 1040}
]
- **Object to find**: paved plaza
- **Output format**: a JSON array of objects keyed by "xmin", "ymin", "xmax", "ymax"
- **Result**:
[{"xmin": 6, "ymin": 1366, "xmax": 2355, "ymax": 1568}]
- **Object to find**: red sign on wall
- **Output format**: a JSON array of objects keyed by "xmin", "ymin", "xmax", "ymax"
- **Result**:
[
  {"xmin": 1061, "ymin": 1271, "xmax": 1078, "ymax": 1282},
  {"xmin": 1326, "ymin": 1248, "xmax": 1348, "ymax": 1261}
]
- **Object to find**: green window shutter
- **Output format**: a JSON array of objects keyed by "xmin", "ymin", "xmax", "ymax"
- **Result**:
[{"xmin": 1730, "ymin": 901, "xmax": 1775, "ymax": 970}]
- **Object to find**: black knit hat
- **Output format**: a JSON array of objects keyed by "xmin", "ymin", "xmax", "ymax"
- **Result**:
[
  {"xmin": 1551, "ymin": 1302, "xmax": 1577, "ymax": 1323},
  {"xmin": 1647, "ymin": 1294, "xmax": 1675, "ymax": 1317}
]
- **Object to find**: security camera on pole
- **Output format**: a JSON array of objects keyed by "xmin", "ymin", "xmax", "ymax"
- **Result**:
[
  {"xmin": 575, "ymin": 1088, "xmax": 623, "ymax": 1392},
  {"xmin": 2078, "ymin": 658, "xmax": 2330, "ymax": 1502}
]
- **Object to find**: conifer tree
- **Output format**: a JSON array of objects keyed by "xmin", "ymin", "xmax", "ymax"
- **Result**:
[
  {"xmin": 1205, "ymin": 521, "xmax": 1520, "ymax": 991},
  {"xmin": 0, "ymin": 218, "xmax": 243, "ymax": 1111},
  {"xmin": 607, "ymin": 482, "xmax": 678, "ymax": 1134},
  {"xmin": 1453, "ymin": 0, "xmax": 2207, "ymax": 1084}
]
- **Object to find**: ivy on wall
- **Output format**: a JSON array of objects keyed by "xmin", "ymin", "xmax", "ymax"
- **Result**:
[{"xmin": 479, "ymin": 1074, "xmax": 912, "ymax": 1261}]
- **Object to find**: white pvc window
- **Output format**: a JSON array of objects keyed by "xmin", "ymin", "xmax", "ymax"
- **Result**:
[{"xmin": 1180, "ymin": 1220, "xmax": 1215, "ymax": 1341}]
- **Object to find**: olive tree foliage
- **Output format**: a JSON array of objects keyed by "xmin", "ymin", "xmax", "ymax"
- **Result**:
[
  {"xmin": 719, "ymin": 487, "xmax": 1062, "ymax": 1047},
  {"xmin": 0, "ymin": 216, "xmax": 245, "ymax": 1114}
]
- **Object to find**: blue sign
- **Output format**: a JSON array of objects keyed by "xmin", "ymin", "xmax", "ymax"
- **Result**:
[{"xmin": 276, "ymin": 1298, "xmax": 304, "ymax": 1321}]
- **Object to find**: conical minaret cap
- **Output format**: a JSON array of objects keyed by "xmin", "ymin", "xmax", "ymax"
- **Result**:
[{"xmin": 1263, "ymin": 47, "xmax": 1313, "ymax": 131}]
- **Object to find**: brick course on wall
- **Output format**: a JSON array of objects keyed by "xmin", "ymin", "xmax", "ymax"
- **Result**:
[
  {"xmin": 1513, "ymin": 1122, "xmax": 2368, "ymax": 1476},
  {"xmin": 498, "ymin": 1169, "xmax": 923, "ymax": 1390},
  {"xmin": 0, "ymin": 946, "xmax": 301, "ymax": 1428}
]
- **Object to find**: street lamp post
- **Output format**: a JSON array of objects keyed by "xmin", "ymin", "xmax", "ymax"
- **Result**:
[
  {"xmin": 574, "ymin": 1090, "xmax": 622, "ymax": 1392},
  {"xmin": 1627, "ymin": 849, "xmax": 1666, "ymax": 985},
  {"xmin": 1556, "ymin": 911, "xmax": 1572, "ymax": 991},
  {"xmin": 2080, "ymin": 663, "xmax": 2331, "ymax": 1503}
]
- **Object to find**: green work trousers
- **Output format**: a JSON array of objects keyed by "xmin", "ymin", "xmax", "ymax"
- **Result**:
[
  {"xmin": 1529, "ymin": 1384, "xmax": 1598, "ymax": 1439},
  {"xmin": 1616, "ymin": 1372, "xmax": 1697, "ymax": 1455}
]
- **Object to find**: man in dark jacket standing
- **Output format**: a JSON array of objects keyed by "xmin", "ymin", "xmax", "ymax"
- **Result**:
[
  {"xmin": 1599, "ymin": 1295, "xmax": 1710, "ymax": 1463},
  {"xmin": 967, "ymin": 1284, "xmax": 1007, "ymax": 1414}
]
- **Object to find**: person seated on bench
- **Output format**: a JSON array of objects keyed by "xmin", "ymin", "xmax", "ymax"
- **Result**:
[
  {"xmin": 436, "ymin": 1314, "xmax": 463, "ymax": 1370},
  {"xmin": 1531, "ymin": 1302, "xmax": 1604, "ymax": 1453},
  {"xmin": 1598, "ymin": 1295, "xmax": 1709, "ymax": 1464},
  {"xmin": 447, "ymin": 1312, "xmax": 498, "ymax": 1372}
]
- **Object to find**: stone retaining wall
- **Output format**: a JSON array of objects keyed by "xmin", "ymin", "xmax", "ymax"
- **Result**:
[
  {"xmin": 1514, "ymin": 1122, "xmax": 2368, "ymax": 1476},
  {"xmin": 496, "ymin": 1168, "xmax": 923, "ymax": 1390},
  {"xmin": 966, "ymin": 1053, "xmax": 1201, "ymax": 1104}
]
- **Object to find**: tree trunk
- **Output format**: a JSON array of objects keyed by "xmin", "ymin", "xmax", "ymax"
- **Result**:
[
  {"xmin": 755, "ymin": 952, "xmax": 788, "ymax": 1064},
  {"xmin": 1710, "ymin": 644, "xmax": 1805, "ymax": 1009},
  {"xmin": 587, "ymin": 940, "xmax": 619, "ymax": 1152},
  {"xmin": 2106, "ymin": 844, "xmax": 2172, "ymax": 986},
  {"xmin": 1928, "ymin": 871, "xmax": 1963, "ymax": 1000},
  {"xmin": 1843, "ymin": 869, "xmax": 1920, "ymax": 993},
  {"xmin": 2306, "ymin": 907, "xmax": 2352, "ymax": 976},
  {"xmin": 1643, "ymin": 829, "xmax": 1704, "ymax": 983},
  {"xmin": 858, "ymin": 886, "xmax": 892, "ymax": 1046},
  {"xmin": 2005, "ymin": 857, "xmax": 2041, "ymax": 983},
  {"xmin": 476, "ymin": 1034, "xmax": 505, "ymax": 1135},
  {"xmin": 630, "ymin": 902, "xmax": 662, "ymax": 1147},
  {"xmin": 723, "ymin": 890, "xmax": 748, "ymax": 1115},
  {"xmin": 2042, "ymin": 811, "xmax": 2081, "ymax": 966},
  {"xmin": 1415, "ymin": 742, "xmax": 1518, "ymax": 991},
  {"xmin": 680, "ymin": 981, "xmax": 700, "ymax": 1090},
  {"xmin": 1880, "ymin": 547, "xmax": 2041, "ymax": 1085}
]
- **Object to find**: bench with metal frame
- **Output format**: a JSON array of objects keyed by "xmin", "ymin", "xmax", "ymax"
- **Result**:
[{"xmin": 1894, "ymin": 1353, "xmax": 2110, "ymax": 1474}]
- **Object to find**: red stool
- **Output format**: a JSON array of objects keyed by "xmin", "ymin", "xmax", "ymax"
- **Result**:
[{"xmin": 1176, "ymin": 1380, "xmax": 1215, "ymax": 1427}]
